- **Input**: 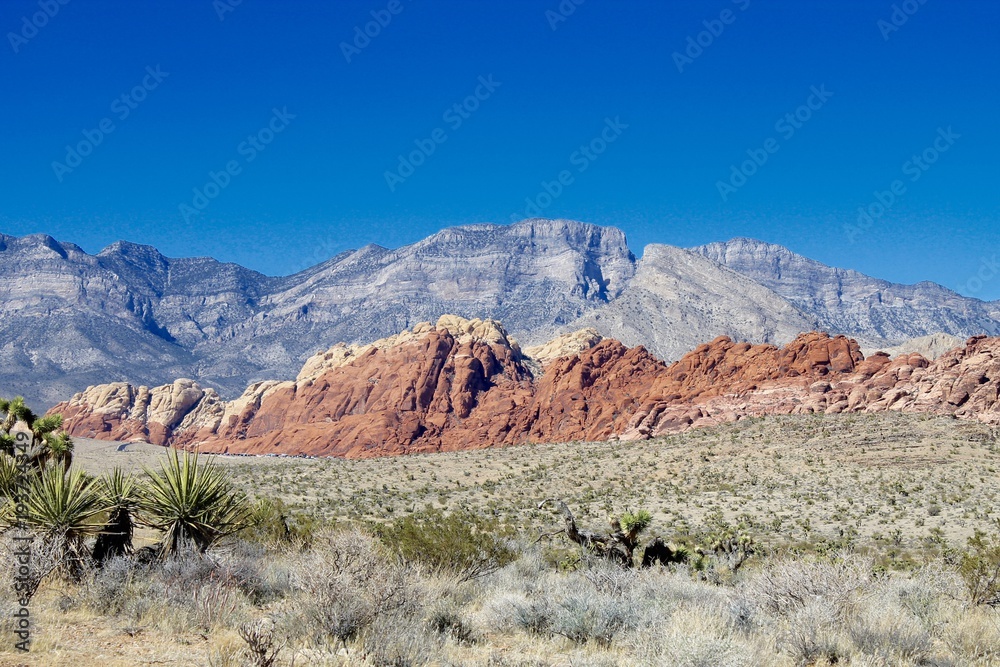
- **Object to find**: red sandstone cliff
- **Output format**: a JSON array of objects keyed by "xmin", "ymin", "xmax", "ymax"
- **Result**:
[{"xmin": 49, "ymin": 316, "xmax": 1000, "ymax": 458}]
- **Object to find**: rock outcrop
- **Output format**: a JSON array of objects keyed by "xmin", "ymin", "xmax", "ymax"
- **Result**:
[
  {"xmin": 57, "ymin": 379, "xmax": 223, "ymax": 446},
  {"xmin": 523, "ymin": 328, "xmax": 603, "ymax": 367},
  {"xmin": 863, "ymin": 333, "xmax": 965, "ymax": 361},
  {"xmin": 50, "ymin": 319, "xmax": 1000, "ymax": 458}
]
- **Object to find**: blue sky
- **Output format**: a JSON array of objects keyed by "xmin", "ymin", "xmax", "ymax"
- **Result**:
[{"xmin": 1, "ymin": 0, "xmax": 997, "ymax": 298}]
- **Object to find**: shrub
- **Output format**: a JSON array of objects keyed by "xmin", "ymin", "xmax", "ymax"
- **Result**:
[
  {"xmin": 218, "ymin": 540, "xmax": 293, "ymax": 605},
  {"xmin": 626, "ymin": 609, "xmax": 755, "ymax": 667},
  {"xmin": 740, "ymin": 554, "xmax": 872, "ymax": 617},
  {"xmin": 238, "ymin": 618, "xmax": 283, "ymax": 667},
  {"xmin": 781, "ymin": 600, "xmax": 846, "ymax": 666},
  {"xmin": 240, "ymin": 496, "xmax": 318, "ymax": 546},
  {"xmin": 359, "ymin": 613, "xmax": 441, "ymax": 667},
  {"xmin": 82, "ymin": 555, "xmax": 149, "ymax": 616},
  {"xmin": 549, "ymin": 577, "xmax": 639, "ymax": 645},
  {"xmin": 377, "ymin": 508, "xmax": 517, "ymax": 582},
  {"xmin": 959, "ymin": 529, "xmax": 1000, "ymax": 606},
  {"xmin": 299, "ymin": 529, "xmax": 421, "ymax": 645},
  {"xmin": 847, "ymin": 602, "xmax": 931, "ymax": 661}
]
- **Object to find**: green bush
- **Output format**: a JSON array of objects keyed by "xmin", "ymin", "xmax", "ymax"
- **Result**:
[
  {"xmin": 240, "ymin": 497, "xmax": 319, "ymax": 546},
  {"xmin": 377, "ymin": 508, "xmax": 517, "ymax": 581},
  {"xmin": 959, "ymin": 529, "xmax": 1000, "ymax": 606}
]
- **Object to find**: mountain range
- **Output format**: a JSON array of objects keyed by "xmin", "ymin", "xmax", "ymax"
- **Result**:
[{"xmin": 2, "ymin": 219, "xmax": 998, "ymax": 409}]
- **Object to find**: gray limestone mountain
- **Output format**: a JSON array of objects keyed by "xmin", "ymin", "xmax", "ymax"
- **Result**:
[
  {"xmin": 2, "ymin": 220, "xmax": 998, "ymax": 410},
  {"xmin": 693, "ymin": 238, "xmax": 1000, "ymax": 347},
  {"xmin": 565, "ymin": 243, "xmax": 819, "ymax": 362}
]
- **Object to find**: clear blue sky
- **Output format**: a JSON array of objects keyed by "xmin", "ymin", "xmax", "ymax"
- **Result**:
[{"xmin": 1, "ymin": 0, "xmax": 997, "ymax": 298}]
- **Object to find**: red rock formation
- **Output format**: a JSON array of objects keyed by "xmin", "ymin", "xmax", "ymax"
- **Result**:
[{"xmin": 48, "ymin": 318, "xmax": 1000, "ymax": 458}]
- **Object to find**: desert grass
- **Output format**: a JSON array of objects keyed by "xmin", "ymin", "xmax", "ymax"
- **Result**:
[
  {"xmin": 1, "ymin": 530, "xmax": 999, "ymax": 666},
  {"xmin": 3, "ymin": 412, "xmax": 999, "ymax": 665}
]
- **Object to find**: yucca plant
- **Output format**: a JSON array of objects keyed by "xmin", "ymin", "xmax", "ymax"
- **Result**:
[
  {"xmin": 22, "ymin": 465, "xmax": 107, "ymax": 577},
  {"xmin": 138, "ymin": 449, "xmax": 252, "ymax": 556},
  {"xmin": 93, "ymin": 468, "xmax": 139, "ymax": 564},
  {"xmin": 0, "ymin": 451, "xmax": 20, "ymax": 499},
  {"xmin": 0, "ymin": 452, "xmax": 19, "ymax": 531}
]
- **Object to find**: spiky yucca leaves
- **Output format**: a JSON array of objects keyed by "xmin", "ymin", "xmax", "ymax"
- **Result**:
[
  {"xmin": 138, "ymin": 449, "xmax": 252, "ymax": 556},
  {"xmin": 0, "ymin": 453, "xmax": 18, "ymax": 530},
  {"xmin": 93, "ymin": 468, "xmax": 139, "ymax": 564},
  {"xmin": 30, "ymin": 413, "xmax": 62, "ymax": 441},
  {"xmin": 23, "ymin": 465, "xmax": 107, "ymax": 577},
  {"xmin": 0, "ymin": 452, "xmax": 20, "ymax": 499}
]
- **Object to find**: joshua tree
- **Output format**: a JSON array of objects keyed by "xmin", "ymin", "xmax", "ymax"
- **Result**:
[
  {"xmin": 28, "ymin": 414, "xmax": 74, "ymax": 470},
  {"xmin": 0, "ymin": 396, "xmax": 34, "ymax": 434},
  {"xmin": 93, "ymin": 468, "xmax": 139, "ymax": 564},
  {"xmin": 539, "ymin": 499, "xmax": 657, "ymax": 568},
  {"xmin": 138, "ymin": 449, "xmax": 252, "ymax": 556},
  {"xmin": 0, "ymin": 397, "xmax": 74, "ymax": 469}
]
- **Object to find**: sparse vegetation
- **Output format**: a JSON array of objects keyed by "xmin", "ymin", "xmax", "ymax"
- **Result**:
[{"xmin": 2, "ymin": 412, "xmax": 1000, "ymax": 665}]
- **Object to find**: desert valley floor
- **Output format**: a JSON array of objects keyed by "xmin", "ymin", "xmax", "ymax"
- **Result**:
[
  {"xmin": 5, "ymin": 411, "xmax": 1000, "ymax": 667},
  {"xmin": 74, "ymin": 412, "xmax": 1000, "ymax": 559}
]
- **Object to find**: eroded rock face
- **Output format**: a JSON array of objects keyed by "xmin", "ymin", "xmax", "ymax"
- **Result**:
[
  {"xmin": 57, "ymin": 379, "xmax": 221, "ymax": 445},
  {"xmin": 620, "ymin": 334, "xmax": 999, "ymax": 439},
  {"xmin": 49, "ymin": 322, "xmax": 1000, "ymax": 458}
]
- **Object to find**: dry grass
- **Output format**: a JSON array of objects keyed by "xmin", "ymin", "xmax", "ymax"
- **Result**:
[{"xmin": 3, "ymin": 412, "xmax": 999, "ymax": 665}]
